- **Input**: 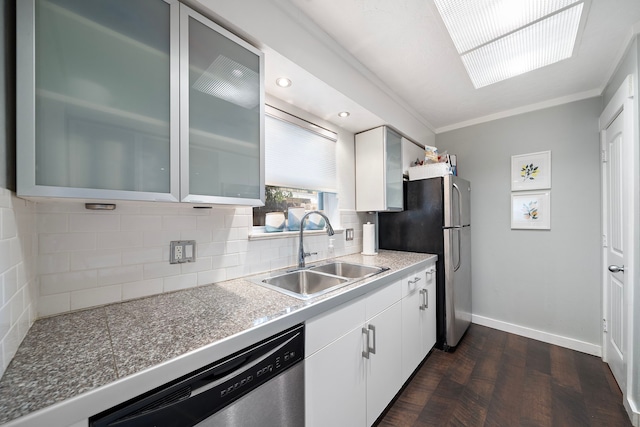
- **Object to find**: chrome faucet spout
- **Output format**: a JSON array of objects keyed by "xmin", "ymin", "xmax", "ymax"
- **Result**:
[{"xmin": 298, "ymin": 211, "xmax": 334, "ymax": 268}]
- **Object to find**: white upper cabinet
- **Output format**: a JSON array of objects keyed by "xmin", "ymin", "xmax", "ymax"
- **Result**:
[
  {"xmin": 17, "ymin": 0, "xmax": 264, "ymax": 205},
  {"xmin": 355, "ymin": 126, "xmax": 403, "ymax": 212},
  {"xmin": 179, "ymin": 5, "xmax": 264, "ymax": 204}
]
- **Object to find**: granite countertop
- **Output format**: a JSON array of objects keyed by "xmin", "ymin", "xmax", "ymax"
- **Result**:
[{"xmin": 0, "ymin": 250, "xmax": 436, "ymax": 426}]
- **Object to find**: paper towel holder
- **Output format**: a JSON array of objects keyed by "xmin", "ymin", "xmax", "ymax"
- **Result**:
[{"xmin": 362, "ymin": 221, "xmax": 377, "ymax": 256}]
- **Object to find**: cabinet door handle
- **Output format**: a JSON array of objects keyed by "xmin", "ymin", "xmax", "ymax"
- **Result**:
[
  {"xmin": 408, "ymin": 276, "xmax": 422, "ymax": 285},
  {"xmin": 424, "ymin": 289, "xmax": 429, "ymax": 309},
  {"xmin": 362, "ymin": 327, "xmax": 370, "ymax": 359},
  {"xmin": 419, "ymin": 289, "xmax": 426, "ymax": 310},
  {"xmin": 368, "ymin": 324, "xmax": 376, "ymax": 355}
]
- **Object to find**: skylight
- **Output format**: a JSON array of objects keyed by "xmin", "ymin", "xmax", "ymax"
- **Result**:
[{"xmin": 434, "ymin": 0, "xmax": 585, "ymax": 88}]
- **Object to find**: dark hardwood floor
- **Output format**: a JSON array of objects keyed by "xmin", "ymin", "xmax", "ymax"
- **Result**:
[{"xmin": 377, "ymin": 324, "xmax": 632, "ymax": 427}]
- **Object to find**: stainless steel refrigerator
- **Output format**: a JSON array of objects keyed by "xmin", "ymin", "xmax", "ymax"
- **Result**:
[{"xmin": 378, "ymin": 175, "xmax": 471, "ymax": 351}]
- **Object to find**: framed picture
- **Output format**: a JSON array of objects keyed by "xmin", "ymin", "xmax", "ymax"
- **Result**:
[
  {"xmin": 511, "ymin": 191, "xmax": 550, "ymax": 230},
  {"xmin": 511, "ymin": 151, "xmax": 551, "ymax": 191}
]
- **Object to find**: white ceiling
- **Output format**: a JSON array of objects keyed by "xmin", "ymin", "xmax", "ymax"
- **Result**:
[{"xmin": 264, "ymin": 0, "xmax": 640, "ymax": 133}]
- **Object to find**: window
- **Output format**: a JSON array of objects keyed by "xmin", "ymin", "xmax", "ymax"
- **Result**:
[{"xmin": 253, "ymin": 106, "xmax": 339, "ymax": 231}]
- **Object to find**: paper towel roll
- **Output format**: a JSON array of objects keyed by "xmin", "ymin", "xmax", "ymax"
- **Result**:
[{"xmin": 362, "ymin": 222, "xmax": 377, "ymax": 255}]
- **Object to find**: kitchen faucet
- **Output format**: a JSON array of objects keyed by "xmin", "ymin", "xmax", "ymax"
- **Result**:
[{"xmin": 298, "ymin": 211, "xmax": 334, "ymax": 268}]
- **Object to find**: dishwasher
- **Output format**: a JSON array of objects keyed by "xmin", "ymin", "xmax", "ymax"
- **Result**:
[{"xmin": 90, "ymin": 324, "xmax": 305, "ymax": 427}]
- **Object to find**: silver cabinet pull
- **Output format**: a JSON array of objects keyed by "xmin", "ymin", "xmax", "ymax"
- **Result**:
[
  {"xmin": 362, "ymin": 327, "xmax": 370, "ymax": 359},
  {"xmin": 408, "ymin": 276, "xmax": 422, "ymax": 285},
  {"xmin": 424, "ymin": 289, "xmax": 429, "ymax": 309},
  {"xmin": 419, "ymin": 289, "xmax": 426, "ymax": 310},
  {"xmin": 608, "ymin": 265, "xmax": 625, "ymax": 273},
  {"xmin": 368, "ymin": 324, "xmax": 376, "ymax": 355}
]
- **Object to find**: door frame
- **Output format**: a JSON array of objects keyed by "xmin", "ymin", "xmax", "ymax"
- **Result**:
[{"xmin": 599, "ymin": 74, "xmax": 639, "ymax": 425}]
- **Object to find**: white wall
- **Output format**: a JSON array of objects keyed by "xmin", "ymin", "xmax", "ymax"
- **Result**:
[{"xmin": 436, "ymin": 98, "xmax": 603, "ymax": 353}]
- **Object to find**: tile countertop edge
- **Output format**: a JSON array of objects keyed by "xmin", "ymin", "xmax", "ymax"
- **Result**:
[{"xmin": 2, "ymin": 252, "xmax": 437, "ymax": 427}]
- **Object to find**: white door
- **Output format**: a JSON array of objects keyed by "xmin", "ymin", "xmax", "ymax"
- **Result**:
[{"xmin": 602, "ymin": 109, "xmax": 627, "ymax": 391}]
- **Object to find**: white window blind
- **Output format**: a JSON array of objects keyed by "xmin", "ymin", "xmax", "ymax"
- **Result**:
[{"xmin": 265, "ymin": 112, "xmax": 337, "ymax": 193}]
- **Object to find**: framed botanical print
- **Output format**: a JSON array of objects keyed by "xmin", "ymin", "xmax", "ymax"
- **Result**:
[
  {"xmin": 511, "ymin": 191, "xmax": 551, "ymax": 230},
  {"xmin": 511, "ymin": 151, "xmax": 551, "ymax": 191}
]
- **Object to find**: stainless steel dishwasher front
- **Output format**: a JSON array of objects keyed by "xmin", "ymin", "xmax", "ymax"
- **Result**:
[{"xmin": 90, "ymin": 324, "xmax": 305, "ymax": 427}]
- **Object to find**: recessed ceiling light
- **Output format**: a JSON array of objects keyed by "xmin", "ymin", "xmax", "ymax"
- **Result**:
[
  {"xmin": 338, "ymin": 111, "xmax": 350, "ymax": 118},
  {"xmin": 434, "ymin": 0, "xmax": 585, "ymax": 88},
  {"xmin": 276, "ymin": 77, "xmax": 292, "ymax": 88}
]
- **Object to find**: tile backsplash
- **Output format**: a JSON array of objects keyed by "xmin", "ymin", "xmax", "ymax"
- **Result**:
[
  {"xmin": 0, "ymin": 189, "xmax": 37, "ymax": 378},
  {"xmin": 36, "ymin": 201, "xmax": 367, "ymax": 318}
]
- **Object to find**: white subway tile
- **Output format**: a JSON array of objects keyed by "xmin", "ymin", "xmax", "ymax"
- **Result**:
[
  {"xmin": 197, "ymin": 269, "xmax": 226, "ymax": 286},
  {"xmin": 70, "ymin": 285, "xmax": 122, "ymax": 311},
  {"xmin": 121, "ymin": 215, "xmax": 163, "ymax": 232},
  {"xmin": 2, "ymin": 324, "xmax": 20, "ymax": 371},
  {"xmin": 121, "ymin": 247, "xmax": 163, "ymax": 265},
  {"xmin": 198, "ymin": 242, "xmax": 225, "ymax": 257},
  {"xmin": 69, "ymin": 213, "xmax": 119, "ymax": 232},
  {"xmin": 38, "ymin": 293, "xmax": 71, "ymax": 317},
  {"xmin": 40, "ymin": 270, "xmax": 98, "ymax": 295},
  {"xmin": 97, "ymin": 265, "xmax": 143, "ymax": 286},
  {"xmin": 248, "ymin": 261, "xmax": 271, "ymax": 275},
  {"xmin": 162, "ymin": 215, "xmax": 197, "ymax": 231},
  {"xmin": 10, "ymin": 290, "xmax": 24, "ymax": 325},
  {"xmin": 0, "ymin": 303, "xmax": 10, "ymax": 340},
  {"xmin": 36, "ymin": 201, "xmax": 81, "ymax": 213},
  {"xmin": 212, "ymin": 229, "xmax": 233, "ymax": 242},
  {"xmin": 1, "ymin": 210, "xmax": 17, "ymax": 239},
  {"xmin": 96, "ymin": 232, "xmax": 143, "ymax": 249},
  {"xmin": 142, "ymin": 261, "xmax": 181, "ymax": 280},
  {"xmin": 212, "ymin": 254, "xmax": 239, "ymax": 269},
  {"xmin": 38, "ymin": 253, "xmax": 70, "ymax": 275},
  {"xmin": 2, "ymin": 267, "xmax": 17, "ymax": 304},
  {"xmin": 163, "ymin": 274, "xmax": 197, "ymax": 292},
  {"xmin": 37, "ymin": 213, "xmax": 69, "ymax": 233},
  {"xmin": 0, "ymin": 240, "xmax": 11, "ymax": 274},
  {"xmin": 196, "ymin": 214, "xmax": 224, "ymax": 230},
  {"xmin": 180, "ymin": 230, "xmax": 212, "ymax": 243},
  {"xmin": 70, "ymin": 250, "xmax": 121, "ymax": 271},
  {"xmin": 225, "ymin": 214, "xmax": 250, "ymax": 228},
  {"xmin": 225, "ymin": 240, "xmax": 248, "ymax": 254},
  {"xmin": 122, "ymin": 279, "xmax": 163, "ymax": 300},
  {"xmin": 143, "ymin": 230, "xmax": 181, "ymax": 248},
  {"xmin": 180, "ymin": 257, "xmax": 213, "ymax": 274},
  {"xmin": 0, "ymin": 342, "xmax": 4, "ymax": 377},
  {"xmin": 270, "ymin": 258, "xmax": 291, "ymax": 271},
  {"xmin": 39, "ymin": 233, "xmax": 96, "ymax": 254}
]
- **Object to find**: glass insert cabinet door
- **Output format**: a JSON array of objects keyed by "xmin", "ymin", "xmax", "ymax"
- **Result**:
[
  {"xmin": 385, "ymin": 128, "xmax": 403, "ymax": 211},
  {"xmin": 179, "ymin": 5, "xmax": 265, "ymax": 205},
  {"xmin": 17, "ymin": 0, "xmax": 180, "ymax": 201}
]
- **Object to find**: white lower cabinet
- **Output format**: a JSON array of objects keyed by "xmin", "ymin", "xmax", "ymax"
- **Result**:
[
  {"xmin": 305, "ymin": 280, "xmax": 402, "ymax": 427},
  {"xmin": 401, "ymin": 262, "xmax": 437, "ymax": 382}
]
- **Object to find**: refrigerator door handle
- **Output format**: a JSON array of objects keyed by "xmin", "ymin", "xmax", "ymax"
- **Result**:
[
  {"xmin": 454, "ymin": 228, "xmax": 461, "ymax": 272},
  {"xmin": 452, "ymin": 183, "xmax": 462, "ymax": 227}
]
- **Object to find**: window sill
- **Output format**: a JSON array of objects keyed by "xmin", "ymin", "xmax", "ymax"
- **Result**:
[{"xmin": 249, "ymin": 227, "xmax": 344, "ymax": 241}]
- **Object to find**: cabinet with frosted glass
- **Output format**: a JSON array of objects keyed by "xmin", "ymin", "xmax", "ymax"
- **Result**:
[{"xmin": 17, "ymin": 0, "xmax": 264, "ymax": 205}]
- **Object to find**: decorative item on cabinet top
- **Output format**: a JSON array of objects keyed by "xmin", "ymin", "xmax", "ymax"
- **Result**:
[{"xmin": 16, "ymin": 0, "xmax": 264, "ymax": 207}]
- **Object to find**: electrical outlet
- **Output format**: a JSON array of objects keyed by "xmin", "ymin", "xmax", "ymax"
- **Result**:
[{"xmin": 170, "ymin": 240, "xmax": 196, "ymax": 264}]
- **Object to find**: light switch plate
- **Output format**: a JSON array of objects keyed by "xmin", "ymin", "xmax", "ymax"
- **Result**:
[
  {"xmin": 170, "ymin": 240, "xmax": 196, "ymax": 264},
  {"xmin": 345, "ymin": 228, "xmax": 354, "ymax": 241}
]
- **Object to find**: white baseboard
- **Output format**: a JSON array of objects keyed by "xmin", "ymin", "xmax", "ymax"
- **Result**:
[
  {"xmin": 625, "ymin": 397, "xmax": 640, "ymax": 427},
  {"xmin": 471, "ymin": 314, "xmax": 602, "ymax": 357}
]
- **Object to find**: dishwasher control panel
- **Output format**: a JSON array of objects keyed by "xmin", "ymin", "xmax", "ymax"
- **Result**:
[{"xmin": 90, "ymin": 324, "xmax": 305, "ymax": 427}]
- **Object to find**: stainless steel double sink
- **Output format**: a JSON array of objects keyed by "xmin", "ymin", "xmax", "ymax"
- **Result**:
[{"xmin": 251, "ymin": 261, "xmax": 389, "ymax": 300}]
